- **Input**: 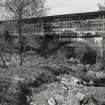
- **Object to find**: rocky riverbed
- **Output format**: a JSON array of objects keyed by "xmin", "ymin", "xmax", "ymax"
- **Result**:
[
  {"xmin": 0, "ymin": 57, "xmax": 105, "ymax": 105},
  {"xmin": 27, "ymin": 74, "xmax": 105, "ymax": 105}
]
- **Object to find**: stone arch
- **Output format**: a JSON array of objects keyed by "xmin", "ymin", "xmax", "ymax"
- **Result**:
[{"xmin": 57, "ymin": 40, "xmax": 98, "ymax": 65}]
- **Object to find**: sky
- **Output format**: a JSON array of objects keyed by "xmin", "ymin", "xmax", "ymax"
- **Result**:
[
  {"xmin": 0, "ymin": 0, "xmax": 104, "ymax": 19},
  {"xmin": 46, "ymin": 0, "xmax": 104, "ymax": 16}
]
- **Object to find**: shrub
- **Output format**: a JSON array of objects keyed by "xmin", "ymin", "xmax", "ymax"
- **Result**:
[{"xmin": 0, "ymin": 78, "xmax": 29, "ymax": 105}]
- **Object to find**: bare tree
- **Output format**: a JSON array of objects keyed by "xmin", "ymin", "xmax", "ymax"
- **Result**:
[
  {"xmin": 0, "ymin": 0, "xmax": 45, "ymax": 66},
  {"xmin": 98, "ymin": 1, "xmax": 105, "ymax": 11}
]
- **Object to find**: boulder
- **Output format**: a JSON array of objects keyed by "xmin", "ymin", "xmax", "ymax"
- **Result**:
[
  {"xmin": 75, "ymin": 92, "xmax": 85, "ymax": 101},
  {"xmin": 54, "ymin": 94, "xmax": 64, "ymax": 101},
  {"xmin": 71, "ymin": 97, "xmax": 80, "ymax": 105},
  {"xmin": 67, "ymin": 95, "xmax": 81, "ymax": 105},
  {"xmin": 89, "ymin": 80, "xmax": 94, "ymax": 86},
  {"xmin": 70, "ymin": 77, "xmax": 80, "ymax": 86},
  {"xmin": 85, "ymin": 96, "xmax": 97, "ymax": 105},
  {"xmin": 47, "ymin": 98, "xmax": 57, "ymax": 105},
  {"xmin": 96, "ymin": 71, "xmax": 105, "ymax": 79},
  {"xmin": 54, "ymin": 94, "xmax": 64, "ymax": 104}
]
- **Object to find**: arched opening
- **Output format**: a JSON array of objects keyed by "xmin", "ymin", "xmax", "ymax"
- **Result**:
[{"xmin": 57, "ymin": 39, "xmax": 99, "ymax": 65}]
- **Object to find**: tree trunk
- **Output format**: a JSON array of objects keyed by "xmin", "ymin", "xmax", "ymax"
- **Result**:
[{"xmin": 18, "ymin": 10, "xmax": 23, "ymax": 67}]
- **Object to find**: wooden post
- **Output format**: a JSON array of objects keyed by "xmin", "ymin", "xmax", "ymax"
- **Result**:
[{"xmin": 103, "ymin": 35, "xmax": 105, "ymax": 69}]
